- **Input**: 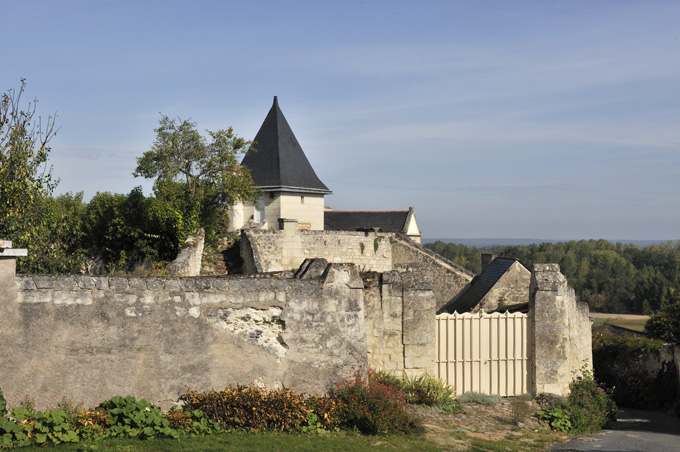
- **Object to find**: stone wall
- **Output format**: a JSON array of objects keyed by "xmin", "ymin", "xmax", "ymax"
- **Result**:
[
  {"xmin": 530, "ymin": 263, "xmax": 592, "ymax": 396},
  {"xmin": 242, "ymin": 229, "xmax": 393, "ymax": 274},
  {"xmin": 391, "ymin": 235, "xmax": 474, "ymax": 310},
  {"xmin": 0, "ymin": 263, "xmax": 367, "ymax": 410},
  {"xmin": 363, "ymin": 268, "xmax": 437, "ymax": 377}
]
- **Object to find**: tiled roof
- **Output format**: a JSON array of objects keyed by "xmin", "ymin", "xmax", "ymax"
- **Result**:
[
  {"xmin": 439, "ymin": 257, "xmax": 517, "ymax": 314},
  {"xmin": 324, "ymin": 211, "xmax": 409, "ymax": 233},
  {"xmin": 241, "ymin": 97, "xmax": 331, "ymax": 194}
]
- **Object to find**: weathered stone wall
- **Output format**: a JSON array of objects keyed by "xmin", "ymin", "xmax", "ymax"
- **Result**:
[
  {"xmin": 363, "ymin": 268, "xmax": 436, "ymax": 377},
  {"xmin": 530, "ymin": 264, "xmax": 592, "ymax": 396},
  {"xmin": 0, "ymin": 264, "xmax": 367, "ymax": 410},
  {"xmin": 242, "ymin": 229, "xmax": 393, "ymax": 274},
  {"xmin": 482, "ymin": 262, "xmax": 531, "ymax": 311},
  {"xmin": 391, "ymin": 235, "xmax": 474, "ymax": 310}
]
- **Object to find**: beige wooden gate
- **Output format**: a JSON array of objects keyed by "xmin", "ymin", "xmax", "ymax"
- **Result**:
[{"xmin": 436, "ymin": 312, "xmax": 531, "ymax": 396}]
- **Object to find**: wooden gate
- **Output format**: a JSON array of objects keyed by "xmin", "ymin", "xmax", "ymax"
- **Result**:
[{"xmin": 436, "ymin": 312, "xmax": 531, "ymax": 396}]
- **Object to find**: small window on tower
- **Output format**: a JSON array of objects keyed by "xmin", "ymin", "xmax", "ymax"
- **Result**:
[
  {"xmin": 301, "ymin": 196, "xmax": 305, "ymax": 204},
  {"xmin": 270, "ymin": 192, "xmax": 275, "ymax": 199}
]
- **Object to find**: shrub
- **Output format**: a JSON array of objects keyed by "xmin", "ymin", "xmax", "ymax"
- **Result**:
[
  {"xmin": 537, "ymin": 370, "xmax": 617, "ymax": 434},
  {"xmin": 97, "ymin": 395, "xmax": 178, "ymax": 439},
  {"xmin": 10, "ymin": 408, "xmax": 79, "ymax": 446},
  {"xmin": 456, "ymin": 392, "xmax": 501, "ymax": 405},
  {"xmin": 331, "ymin": 368, "xmax": 414, "ymax": 434},
  {"xmin": 180, "ymin": 386, "xmax": 309, "ymax": 432},
  {"xmin": 165, "ymin": 409, "xmax": 222, "ymax": 435},
  {"xmin": 0, "ymin": 387, "xmax": 5, "ymax": 416},
  {"xmin": 567, "ymin": 372, "xmax": 617, "ymax": 433},
  {"xmin": 399, "ymin": 374, "xmax": 461, "ymax": 413}
]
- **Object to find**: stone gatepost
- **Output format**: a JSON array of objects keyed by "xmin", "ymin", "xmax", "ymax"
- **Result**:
[
  {"xmin": 530, "ymin": 263, "xmax": 590, "ymax": 396},
  {"xmin": 401, "ymin": 269, "xmax": 436, "ymax": 377},
  {"xmin": 0, "ymin": 240, "xmax": 26, "ymax": 303}
]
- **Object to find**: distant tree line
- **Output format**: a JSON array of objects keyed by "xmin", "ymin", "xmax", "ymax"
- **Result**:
[{"xmin": 425, "ymin": 239, "xmax": 680, "ymax": 316}]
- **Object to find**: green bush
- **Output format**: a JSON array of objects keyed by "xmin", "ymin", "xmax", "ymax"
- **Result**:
[
  {"xmin": 538, "ymin": 370, "xmax": 617, "ymax": 434},
  {"xmin": 331, "ymin": 369, "xmax": 414, "ymax": 434},
  {"xmin": 456, "ymin": 392, "xmax": 501, "ymax": 405},
  {"xmin": 399, "ymin": 374, "xmax": 461, "ymax": 413},
  {"xmin": 97, "ymin": 395, "xmax": 178, "ymax": 439}
]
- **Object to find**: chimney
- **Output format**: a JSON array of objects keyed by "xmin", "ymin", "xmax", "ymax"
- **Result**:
[{"xmin": 481, "ymin": 253, "xmax": 496, "ymax": 272}]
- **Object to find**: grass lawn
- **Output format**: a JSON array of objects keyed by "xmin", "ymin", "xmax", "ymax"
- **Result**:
[
  {"xmin": 12, "ymin": 429, "xmax": 560, "ymax": 452},
  {"xmin": 591, "ymin": 314, "xmax": 649, "ymax": 333}
]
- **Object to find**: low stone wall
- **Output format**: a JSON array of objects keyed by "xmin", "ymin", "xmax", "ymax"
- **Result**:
[
  {"xmin": 391, "ymin": 235, "xmax": 474, "ymax": 310},
  {"xmin": 363, "ymin": 269, "xmax": 437, "ymax": 377},
  {"xmin": 530, "ymin": 264, "xmax": 592, "ymax": 396},
  {"xmin": 242, "ymin": 229, "xmax": 394, "ymax": 274},
  {"xmin": 0, "ymin": 263, "xmax": 367, "ymax": 410}
]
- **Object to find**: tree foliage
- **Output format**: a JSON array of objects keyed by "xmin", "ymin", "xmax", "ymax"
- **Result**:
[
  {"xmin": 0, "ymin": 79, "xmax": 58, "ymax": 252},
  {"xmin": 134, "ymin": 114, "xmax": 260, "ymax": 239}
]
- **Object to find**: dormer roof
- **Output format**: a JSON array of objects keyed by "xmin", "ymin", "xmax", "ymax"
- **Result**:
[{"xmin": 241, "ymin": 97, "xmax": 331, "ymax": 195}]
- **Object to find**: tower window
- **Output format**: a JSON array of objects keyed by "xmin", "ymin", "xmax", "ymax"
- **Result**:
[{"xmin": 301, "ymin": 196, "xmax": 305, "ymax": 204}]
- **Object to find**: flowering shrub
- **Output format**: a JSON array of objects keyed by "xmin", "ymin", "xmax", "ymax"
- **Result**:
[
  {"xmin": 538, "ymin": 369, "xmax": 617, "ymax": 434},
  {"xmin": 567, "ymin": 372, "xmax": 617, "ymax": 433},
  {"xmin": 331, "ymin": 368, "xmax": 414, "ymax": 434}
]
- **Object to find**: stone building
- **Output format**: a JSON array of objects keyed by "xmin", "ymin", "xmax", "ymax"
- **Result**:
[
  {"xmin": 439, "ymin": 254, "xmax": 531, "ymax": 314},
  {"xmin": 228, "ymin": 96, "xmax": 332, "ymax": 231},
  {"xmin": 229, "ymin": 97, "xmax": 422, "ymax": 238}
]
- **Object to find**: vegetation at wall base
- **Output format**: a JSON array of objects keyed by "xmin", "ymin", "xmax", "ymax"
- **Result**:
[{"xmin": 537, "ymin": 369, "xmax": 617, "ymax": 434}]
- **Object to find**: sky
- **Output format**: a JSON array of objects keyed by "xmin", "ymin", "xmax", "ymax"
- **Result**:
[{"xmin": 2, "ymin": 0, "xmax": 679, "ymax": 241}]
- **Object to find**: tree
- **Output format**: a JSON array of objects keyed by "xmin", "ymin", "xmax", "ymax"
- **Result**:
[
  {"xmin": 134, "ymin": 114, "xmax": 260, "ymax": 239},
  {"xmin": 645, "ymin": 288, "xmax": 680, "ymax": 345},
  {"xmin": 0, "ymin": 79, "xmax": 58, "ymax": 257}
]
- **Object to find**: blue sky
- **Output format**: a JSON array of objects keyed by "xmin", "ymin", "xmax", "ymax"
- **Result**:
[{"xmin": 2, "ymin": 0, "xmax": 679, "ymax": 240}]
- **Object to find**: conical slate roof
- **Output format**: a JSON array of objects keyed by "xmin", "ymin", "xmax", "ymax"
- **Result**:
[{"xmin": 241, "ymin": 97, "xmax": 331, "ymax": 194}]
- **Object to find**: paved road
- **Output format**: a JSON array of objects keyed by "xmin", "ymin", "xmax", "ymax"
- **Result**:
[{"xmin": 548, "ymin": 408, "xmax": 680, "ymax": 452}]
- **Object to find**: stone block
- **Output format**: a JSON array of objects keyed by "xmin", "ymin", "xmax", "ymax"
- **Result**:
[
  {"xmin": 128, "ymin": 278, "xmax": 146, "ymax": 290},
  {"xmin": 93, "ymin": 277, "xmax": 109, "ymax": 290},
  {"xmin": 146, "ymin": 278, "xmax": 164, "ymax": 291},
  {"xmin": 185, "ymin": 293, "xmax": 200, "ymax": 305},
  {"xmin": 113, "ymin": 294, "xmax": 137, "ymax": 304},
  {"xmin": 163, "ymin": 279, "xmax": 181, "ymax": 291},
  {"xmin": 403, "ymin": 291, "xmax": 436, "ymax": 311},
  {"xmin": 74, "ymin": 276, "xmax": 95, "ymax": 289},
  {"xmin": 54, "ymin": 291, "xmax": 93, "ymax": 305},
  {"xmin": 402, "ymin": 329, "xmax": 435, "ymax": 346},
  {"xmin": 109, "ymin": 278, "xmax": 128, "ymax": 290},
  {"xmin": 195, "ymin": 278, "xmax": 212, "ymax": 291},
  {"xmin": 17, "ymin": 277, "xmax": 35, "ymax": 290},
  {"xmin": 200, "ymin": 293, "xmax": 227, "ymax": 304},
  {"xmin": 212, "ymin": 279, "xmax": 229, "ymax": 291},
  {"xmin": 180, "ymin": 279, "xmax": 196, "ymax": 291},
  {"xmin": 57, "ymin": 276, "xmax": 76, "ymax": 289},
  {"xmin": 34, "ymin": 275, "xmax": 56, "ymax": 289}
]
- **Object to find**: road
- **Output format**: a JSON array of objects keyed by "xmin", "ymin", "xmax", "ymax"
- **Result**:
[{"xmin": 548, "ymin": 408, "xmax": 680, "ymax": 452}]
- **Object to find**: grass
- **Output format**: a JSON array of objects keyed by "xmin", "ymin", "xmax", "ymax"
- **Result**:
[
  {"xmin": 13, "ymin": 431, "xmax": 443, "ymax": 452},
  {"xmin": 591, "ymin": 316, "xmax": 649, "ymax": 333},
  {"xmin": 10, "ymin": 429, "xmax": 560, "ymax": 452}
]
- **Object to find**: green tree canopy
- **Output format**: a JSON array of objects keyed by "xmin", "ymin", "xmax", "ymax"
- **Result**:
[{"xmin": 134, "ymin": 114, "xmax": 260, "ymax": 238}]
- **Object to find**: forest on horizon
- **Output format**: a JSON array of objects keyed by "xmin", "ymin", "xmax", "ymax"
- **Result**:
[{"xmin": 424, "ymin": 239, "xmax": 680, "ymax": 315}]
